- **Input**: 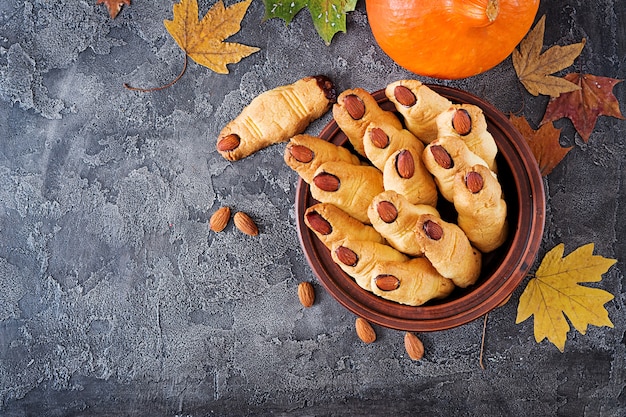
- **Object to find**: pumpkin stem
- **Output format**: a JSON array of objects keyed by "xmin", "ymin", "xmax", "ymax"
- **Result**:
[
  {"xmin": 486, "ymin": 0, "xmax": 499, "ymax": 22},
  {"xmin": 455, "ymin": 0, "xmax": 500, "ymax": 27}
]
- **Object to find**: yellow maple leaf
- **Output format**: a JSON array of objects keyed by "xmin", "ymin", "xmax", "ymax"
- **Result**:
[
  {"xmin": 512, "ymin": 15, "xmax": 586, "ymax": 97},
  {"xmin": 163, "ymin": 0, "xmax": 259, "ymax": 74},
  {"xmin": 516, "ymin": 243, "xmax": 616, "ymax": 352}
]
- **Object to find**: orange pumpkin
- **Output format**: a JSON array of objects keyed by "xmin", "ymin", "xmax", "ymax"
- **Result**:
[{"xmin": 366, "ymin": 0, "xmax": 540, "ymax": 79}]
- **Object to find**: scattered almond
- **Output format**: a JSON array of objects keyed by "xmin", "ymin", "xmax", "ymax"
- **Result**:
[
  {"xmin": 393, "ymin": 85, "xmax": 417, "ymax": 107},
  {"xmin": 465, "ymin": 171, "xmax": 484, "ymax": 193},
  {"xmin": 452, "ymin": 108, "xmax": 472, "ymax": 136},
  {"xmin": 377, "ymin": 201, "xmax": 398, "ymax": 223},
  {"xmin": 497, "ymin": 293, "xmax": 512, "ymax": 308},
  {"xmin": 233, "ymin": 211, "xmax": 259, "ymax": 236},
  {"xmin": 209, "ymin": 206, "xmax": 231, "ymax": 232},
  {"xmin": 355, "ymin": 317, "xmax": 376, "ymax": 344},
  {"xmin": 404, "ymin": 332, "xmax": 424, "ymax": 360},
  {"xmin": 217, "ymin": 133, "xmax": 240, "ymax": 152},
  {"xmin": 298, "ymin": 281, "xmax": 315, "ymax": 307},
  {"xmin": 343, "ymin": 94, "xmax": 366, "ymax": 120},
  {"xmin": 374, "ymin": 274, "xmax": 401, "ymax": 291}
]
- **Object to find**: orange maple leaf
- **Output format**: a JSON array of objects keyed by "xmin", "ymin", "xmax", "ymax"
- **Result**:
[
  {"xmin": 510, "ymin": 114, "xmax": 572, "ymax": 176},
  {"xmin": 97, "ymin": 0, "xmax": 130, "ymax": 19},
  {"xmin": 541, "ymin": 73, "xmax": 625, "ymax": 142}
]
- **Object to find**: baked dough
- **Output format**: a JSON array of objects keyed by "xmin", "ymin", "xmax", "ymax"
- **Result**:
[
  {"xmin": 371, "ymin": 258, "xmax": 455, "ymax": 306},
  {"xmin": 383, "ymin": 147, "xmax": 438, "ymax": 207},
  {"xmin": 310, "ymin": 161, "xmax": 384, "ymax": 224},
  {"xmin": 385, "ymin": 79, "xmax": 451, "ymax": 143},
  {"xmin": 304, "ymin": 203, "xmax": 385, "ymax": 249},
  {"xmin": 367, "ymin": 190, "xmax": 439, "ymax": 256},
  {"xmin": 284, "ymin": 134, "xmax": 361, "ymax": 184},
  {"xmin": 363, "ymin": 123, "xmax": 421, "ymax": 171},
  {"xmin": 453, "ymin": 165, "xmax": 508, "ymax": 253},
  {"xmin": 414, "ymin": 214, "xmax": 482, "ymax": 288},
  {"xmin": 330, "ymin": 239, "xmax": 409, "ymax": 291},
  {"xmin": 436, "ymin": 104, "xmax": 498, "ymax": 173},
  {"xmin": 217, "ymin": 76, "xmax": 336, "ymax": 161},
  {"xmin": 422, "ymin": 135, "xmax": 491, "ymax": 203},
  {"xmin": 333, "ymin": 88, "xmax": 403, "ymax": 157}
]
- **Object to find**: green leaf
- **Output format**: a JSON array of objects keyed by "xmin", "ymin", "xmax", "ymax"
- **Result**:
[
  {"xmin": 263, "ymin": 0, "xmax": 357, "ymax": 45},
  {"xmin": 262, "ymin": 0, "xmax": 308, "ymax": 24}
]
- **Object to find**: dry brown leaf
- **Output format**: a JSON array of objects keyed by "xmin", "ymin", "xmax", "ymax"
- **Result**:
[
  {"xmin": 97, "ymin": 0, "xmax": 130, "ymax": 19},
  {"xmin": 163, "ymin": 0, "xmax": 259, "ymax": 74},
  {"xmin": 541, "ymin": 73, "xmax": 625, "ymax": 142},
  {"xmin": 512, "ymin": 15, "xmax": 586, "ymax": 97},
  {"xmin": 509, "ymin": 114, "xmax": 572, "ymax": 176}
]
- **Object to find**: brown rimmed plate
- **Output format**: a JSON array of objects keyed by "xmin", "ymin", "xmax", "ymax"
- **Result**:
[{"xmin": 295, "ymin": 85, "xmax": 545, "ymax": 332}]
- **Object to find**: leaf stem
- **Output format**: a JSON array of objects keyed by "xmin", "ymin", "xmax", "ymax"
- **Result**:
[
  {"xmin": 124, "ymin": 54, "xmax": 188, "ymax": 92},
  {"xmin": 479, "ymin": 312, "xmax": 489, "ymax": 370}
]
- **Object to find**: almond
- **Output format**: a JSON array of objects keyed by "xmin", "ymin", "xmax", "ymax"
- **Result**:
[
  {"xmin": 374, "ymin": 274, "xmax": 401, "ymax": 291},
  {"xmin": 312, "ymin": 75, "xmax": 337, "ymax": 102},
  {"xmin": 297, "ymin": 281, "xmax": 315, "ymax": 307},
  {"xmin": 343, "ymin": 94, "xmax": 366, "ymax": 120},
  {"xmin": 377, "ymin": 201, "xmax": 398, "ymax": 223},
  {"xmin": 209, "ymin": 206, "xmax": 231, "ymax": 232},
  {"xmin": 395, "ymin": 150, "xmax": 415, "ymax": 179},
  {"xmin": 465, "ymin": 171, "xmax": 484, "ymax": 193},
  {"xmin": 393, "ymin": 85, "xmax": 417, "ymax": 107},
  {"xmin": 335, "ymin": 246, "xmax": 358, "ymax": 267},
  {"xmin": 369, "ymin": 128, "xmax": 389, "ymax": 149},
  {"xmin": 430, "ymin": 145, "xmax": 454, "ymax": 169},
  {"xmin": 497, "ymin": 293, "xmax": 512, "ymax": 308},
  {"xmin": 217, "ymin": 133, "xmax": 240, "ymax": 152},
  {"xmin": 423, "ymin": 220, "xmax": 443, "ymax": 240},
  {"xmin": 233, "ymin": 211, "xmax": 259, "ymax": 236},
  {"xmin": 313, "ymin": 172, "xmax": 340, "ymax": 192},
  {"xmin": 404, "ymin": 332, "xmax": 424, "ymax": 360},
  {"xmin": 452, "ymin": 108, "xmax": 472, "ymax": 136},
  {"xmin": 355, "ymin": 317, "xmax": 376, "ymax": 344},
  {"xmin": 305, "ymin": 211, "xmax": 332, "ymax": 235},
  {"xmin": 289, "ymin": 144, "xmax": 315, "ymax": 163}
]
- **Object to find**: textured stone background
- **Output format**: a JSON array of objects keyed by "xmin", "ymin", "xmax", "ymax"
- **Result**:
[{"xmin": 0, "ymin": 1, "xmax": 624, "ymax": 416}]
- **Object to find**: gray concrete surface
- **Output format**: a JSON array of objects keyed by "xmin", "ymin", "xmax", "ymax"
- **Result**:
[{"xmin": 1, "ymin": 1, "xmax": 625, "ymax": 416}]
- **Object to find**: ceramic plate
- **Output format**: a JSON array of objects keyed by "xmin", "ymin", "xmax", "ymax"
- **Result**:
[{"xmin": 295, "ymin": 85, "xmax": 545, "ymax": 331}]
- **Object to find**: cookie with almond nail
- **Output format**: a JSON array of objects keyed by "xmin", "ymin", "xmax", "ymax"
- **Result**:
[{"xmin": 217, "ymin": 75, "xmax": 336, "ymax": 161}]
